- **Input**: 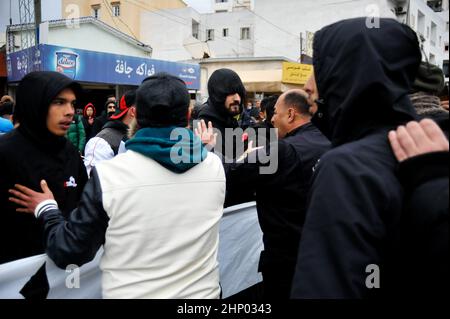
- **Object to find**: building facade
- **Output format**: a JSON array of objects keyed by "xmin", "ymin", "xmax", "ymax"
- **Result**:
[{"xmin": 61, "ymin": 0, "xmax": 187, "ymax": 40}]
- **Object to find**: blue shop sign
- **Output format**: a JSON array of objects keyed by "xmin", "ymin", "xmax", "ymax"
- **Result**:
[{"xmin": 7, "ymin": 44, "xmax": 200, "ymax": 90}]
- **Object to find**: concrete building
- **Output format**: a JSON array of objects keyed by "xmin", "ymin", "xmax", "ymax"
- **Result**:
[
  {"xmin": 61, "ymin": 0, "xmax": 187, "ymax": 40},
  {"xmin": 406, "ymin": 0, "xmax": 449, "ymax": 80}
]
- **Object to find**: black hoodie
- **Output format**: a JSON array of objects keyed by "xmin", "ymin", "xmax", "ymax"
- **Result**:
[
  {"xmin": 0, "ymin": 72, "xmax": 88, "ymax": 264},
  {"xmin": 197, "ymin": 68, "xmax": 246, "ymax": 159},
  {"xmin": 290, "ymin": 18, "xmax": 422, "ymax": 298}
]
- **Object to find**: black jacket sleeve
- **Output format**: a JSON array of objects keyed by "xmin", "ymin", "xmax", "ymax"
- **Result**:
[
  {"xmin": 396, "ymin": 151, "xmax": 449, "ymax": 295},
  {"xmin": 39, "ymin": 169, "xmax": 109, "ymax": 269},
  {"xmin": 398, "ymin": 151, "xmax": 449, "ymax": 191}
]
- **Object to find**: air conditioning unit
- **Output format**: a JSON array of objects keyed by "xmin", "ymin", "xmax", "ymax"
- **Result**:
[{"xmin": 427, "ymin": 0, "xmax": 443, "ymax": 12}]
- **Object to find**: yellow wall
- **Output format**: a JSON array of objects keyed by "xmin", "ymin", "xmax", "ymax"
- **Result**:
[{"xmin": 62, "ymin": 0, "xmax": 187, "ymax": 41}]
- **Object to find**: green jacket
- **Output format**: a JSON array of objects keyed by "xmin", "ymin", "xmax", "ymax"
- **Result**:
[{"xmin": 66, "ymin": 115, "xmax": 86, "ymax": 153}]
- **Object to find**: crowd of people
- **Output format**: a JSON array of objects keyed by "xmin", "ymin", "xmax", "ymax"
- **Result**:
[{"xmin": 0, "ymin": 17, "xmax": 448, "ymax": 299}]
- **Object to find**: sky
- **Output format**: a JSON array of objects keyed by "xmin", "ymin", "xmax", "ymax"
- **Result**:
[{"xmin": 183, "ymin": 0, "xmax": 213, "ymax": 13}]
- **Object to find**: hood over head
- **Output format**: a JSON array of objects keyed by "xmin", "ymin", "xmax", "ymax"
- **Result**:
[
  {"xmin": 311, "ymin": 18, "xmax": 421, "ymax": 146},
  {"xmin": 207, "ymin": 68, "xmax": 246, "ymax": 117},
  {"xmin": 14, "ymin": 71, "xmax": 82, "ymax": 151},
  {"xmin": 83, "ymin": 103, "xmax": 96, "ymax": 118}
]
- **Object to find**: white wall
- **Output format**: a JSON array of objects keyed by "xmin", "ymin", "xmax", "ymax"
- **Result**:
[
  {"xmin": 47, "ymin": 23, "xmax": 150, "ymax": 58},
  {"xmin": 201, "ymin": 9, "xmax": 255, "ymax": 58},
  {"xmin": 140, "ymin": 7, "xmax": 200, "ymax": 61},
  {"xmin": 409, "ymin": 0, "xmax": 448, "ymax": 70}
]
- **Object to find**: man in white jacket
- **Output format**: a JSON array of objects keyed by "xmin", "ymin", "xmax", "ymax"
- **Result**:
[{"xmin": 9, "ymin": 73, "xmax": 226, "ymax": 299}]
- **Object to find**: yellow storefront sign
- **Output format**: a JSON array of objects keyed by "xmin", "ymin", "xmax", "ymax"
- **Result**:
[{"xmin": 282, "ymin": 62, "xmax": 314, "ymax": 85}]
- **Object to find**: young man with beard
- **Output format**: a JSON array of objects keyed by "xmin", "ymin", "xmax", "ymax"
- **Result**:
[
  {"xmin": 0, "ymin": 71, "xmax": 87, "ymax": 264},
  {"xmin": 197, "ymin": 68, "xmax": 246, "ymax": 161}
]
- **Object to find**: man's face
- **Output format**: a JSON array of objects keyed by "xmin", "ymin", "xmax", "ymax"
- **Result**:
[
  {"xmin": 86, "ymin": 107, "xmax": 94, "ymax": 118},
  {"xmin": 271, "ymin": 95, "xmax": 291, "ymax": 139},
  {"xmin": 304, "ymin": 74, "xmax": 319, "ymax": 115},
  {"xmin": 225, "ymin": 93, "xmax": 241, "ymax": 116},
  {"xmin": 46, "ymin": 88, "xmax": 76, "ymax": 136},
  {"xmin": 107, "ymin": 103, "xmax": 116, "ymax": 116}
]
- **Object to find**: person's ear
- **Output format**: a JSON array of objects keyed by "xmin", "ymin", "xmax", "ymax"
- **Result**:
[
  {"xmin": 288, "ymin": 108, "xmax": 295, "ymax": 123},
  {"xmin": 130, "ymin": 106, "xmax": 137, "ymax": 118}
]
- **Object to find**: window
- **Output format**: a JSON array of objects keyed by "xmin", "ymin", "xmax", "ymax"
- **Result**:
[
  {"xmin": 417, "ymin": 10, "xmax": 425, "ymax": 36},
  {"xmin": 410, "ymin": 14, "xmax": 415, "ymax": 29},
  {"xmin": 241, "ymin": 27, "xmax": 250, "ymax": 40},
  {"xmin": 447, "ymin": 22, "xmax": 449, "ymax": 32},
  {"xmin": 216, "ymin": 0, "xmax": 228, "ymax": 3},
  {"xmin": 111, "ymin": 2, "xmax": 120, "ymax": 17},
  {"xmin": 430, "ymin": 22, "xmax": 437, "ymax": 47},
  {"xmin": 192, "ymin": 20, "xmax": 199, "ymax": 39},
  {"xmin": 92, "ymin": 5, "xmax": 101, "ymax": 19},
  {"xmin": 223, "ymin": 28, "xmax": 229, "ymax": 37},
  {"xmin": 207, "ymin": 29, "xmax": 215, "ymax": 41},
  {"xmin": 445, "ymin": 43, "xmax": 449, "ymax": 52},
  {"xmin": 429, "ymin": 53, "xmax": 436, "ymax": 65},
  {"xmin": 443, "ymin": 60, "xmax": 449, "ymax": 78}
]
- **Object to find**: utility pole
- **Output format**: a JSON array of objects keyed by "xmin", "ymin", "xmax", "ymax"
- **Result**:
[
  {"xmin": 299, "ymin": 32, "xmax": 303, "ymax": 63},
  {"xmin": 34, "ymin": 0, "xmax": 41, "ymax": 45}
]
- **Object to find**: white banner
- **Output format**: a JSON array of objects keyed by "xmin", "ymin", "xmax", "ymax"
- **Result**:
[{"xmin": 0, "ymin": 202, "xmax": 263, "ymax": 299}]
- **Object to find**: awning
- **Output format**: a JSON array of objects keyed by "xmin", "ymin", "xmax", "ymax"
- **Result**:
[
  {"xmin": 237, "ymin": 69, "xmax": 302, "ymax": 93},
  {"xmin": 7, "ymin": 44, "xmax": 201, "ymax": 90}
]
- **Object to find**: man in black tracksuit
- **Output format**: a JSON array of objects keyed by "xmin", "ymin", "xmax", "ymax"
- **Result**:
[
  {"xmin": 0, "ymin": 72, "xmax": 87, "ymax": 264},
  {"xmin": 290, "ymin": 18, "xmax": 423, "ymax": 298},
  {"xmin": 223, "ymin": 89, "xmax": 330, "ymax": 299}
]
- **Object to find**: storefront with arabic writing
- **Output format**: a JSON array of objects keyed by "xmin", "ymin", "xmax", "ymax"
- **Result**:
[
  {"xmin": 198, "ymin": 57, "xmax": 312, "ymax": 104},
  {"xmin": 7, "ymin": 44, "xmax": 201, "ymax": 111}
]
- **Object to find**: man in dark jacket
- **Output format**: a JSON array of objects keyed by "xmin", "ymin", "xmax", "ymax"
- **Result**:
[
  {"xmin": 290, "ymin": 18, "xmax": 422, "ymax": 298},
  {"xmin": 91, "ymin": 100, "xmax": 116, "ymax": 137},
  {"xmin": 197, "ymin": 68, "xmax": 246, "ymax": 160},
  {"xmin": 0, "ymin": 71, "xmax": 88, "ymax": 264},
  {"xmin": 197, "ymin": 89, "xmax": 330, "ymax": 299}
]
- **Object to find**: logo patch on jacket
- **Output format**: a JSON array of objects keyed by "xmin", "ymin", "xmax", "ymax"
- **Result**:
[{"xmin": 64, "ymin": 176, "xmax": 78, "ymax": 188}]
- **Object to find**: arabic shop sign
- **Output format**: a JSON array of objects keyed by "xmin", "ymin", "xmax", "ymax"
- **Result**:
[
  {"xmin": 7, "ymin": 44, "xmax": 200, "ymax": 90},
  {"xmin": 282, "ymin": 62, "xmax": 313, "ymax": 85}
]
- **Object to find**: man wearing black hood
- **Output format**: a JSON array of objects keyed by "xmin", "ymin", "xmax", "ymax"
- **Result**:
[
  {"xmin": 0, "ymin": 71, "xmax": 88, "ymax": 264},
  {"xmin": 197, "ymin": 68, "xmax": 246, "ymax": 160},
  {"xmin": 290, "ymin": 18, "xmax": 423, "ymax": 298}
]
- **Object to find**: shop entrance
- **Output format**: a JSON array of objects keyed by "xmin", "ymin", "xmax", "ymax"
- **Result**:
[{"xmin": 77, "ymin": 84, "xmax": 116, "ymax": 116}]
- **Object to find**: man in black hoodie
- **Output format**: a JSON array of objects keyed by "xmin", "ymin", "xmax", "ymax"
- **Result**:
[
  {"xmin": 0, "ymin": 71, "xmax": 88, "ymax": 264},
  {"xmin": 197, "ymin": 68, "xmax": 246, "ymax": 160},
  {"xmin": 290, "ymin": 18, "xmax": 422, "ymax": 298}
]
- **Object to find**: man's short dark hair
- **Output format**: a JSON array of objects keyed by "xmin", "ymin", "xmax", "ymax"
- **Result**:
[
  {"xmin": 136, "ymin": 73, "xmax": 190, "ymax": 128},
  {"xmin": 284, "ymin": 91, "xmax": 310, "ymax": 115},
  {"xmin": 260, "ymin": 95, "xmax": 278, "ymax": 123},
  {"xmin": 0, "ymin": 101, "xmax": 14, "ymax": 117}
]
